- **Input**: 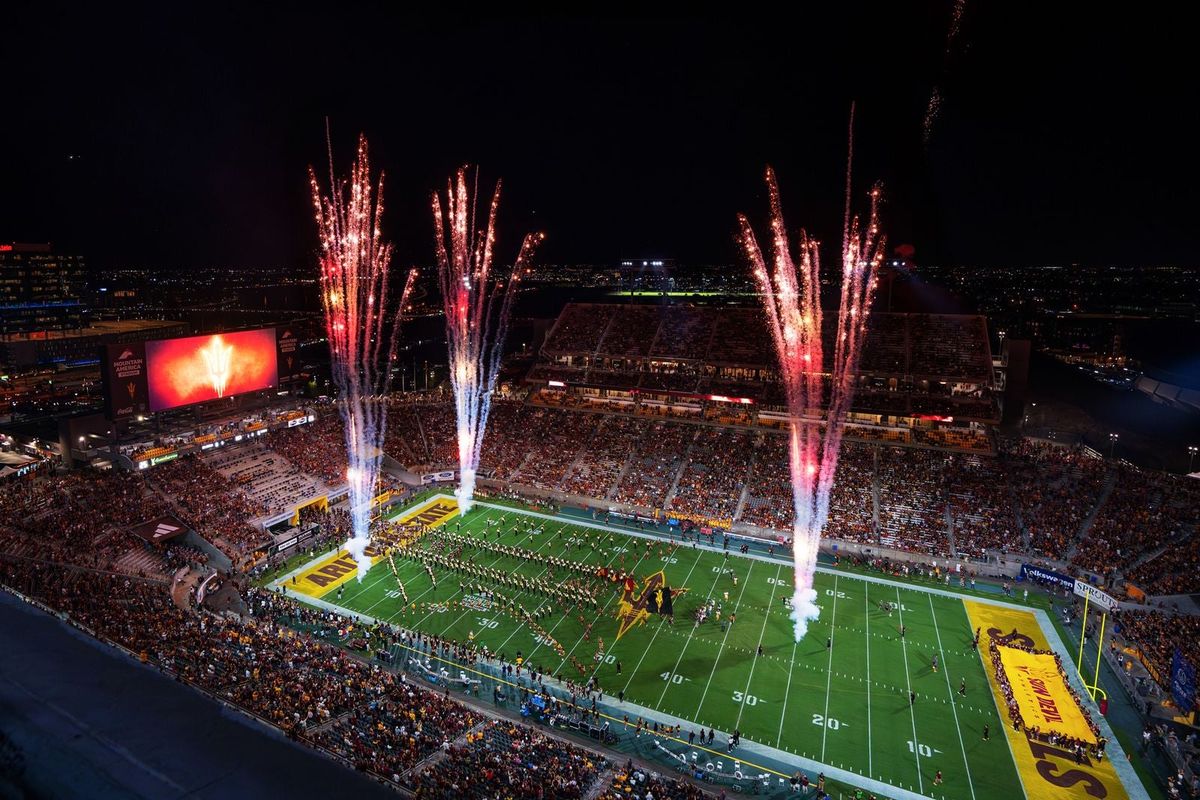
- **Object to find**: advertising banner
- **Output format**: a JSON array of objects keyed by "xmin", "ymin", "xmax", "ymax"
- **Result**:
[
  {"xmin": 1019, "ymin": 563, "xmax": 1074, "ymax": 592},
  {"xmin": 1171, "ymin": 649, "xmax": 1197, "ymax": 712},
  {"xmin": 275, "ymin": 327, "xmax": 302, "ymax": 383},
  {"xmin": 1073, "ymin": 579, "xmax": 1118, "ymax": 612},
  {"xmin": 102, "ymin": 342, "xmax": 149, "ymax": 420}
]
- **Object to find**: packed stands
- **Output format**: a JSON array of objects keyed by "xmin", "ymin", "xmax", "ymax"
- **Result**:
[
  {"xmin": 265, "ymin": 414, "xmax": 348, "ymax": 485},
  {"xmin": 945, "ymin": 454, "xmax": 1023, "ymax": 556},
  {"xmin": 0, "ymin": 470, "xmax": 175, "ymax": 578},
  {"xmin": 561, "ymin": 415, "xmax": 645, "ymax": 500},
  {"xmin": 739, "ymin": 434, "xmax": 796, "ymax": 530},
  {"xmin": 408, "ymin": 720, "xmax": 608, "ymax": 798},
  {"xmin": 1071, "ymin": 466, "xmax": 1172, "ymax": 579},
  {"xmin": 206, "ymin": 443, "xmax": 326, "ymax": 518},
  {"xmin": 1116, "ymin": 610, "xmax": 1200, "ymax": 695},
  {"xmin": 150, "ymin": 456, "xmax": 270, "ymax": 561},
  {"xmin": 613, "ymin": 421, "xmax": 692, "ymax": 510},
  {"xmin": 877, "ymin": 446, "xmax": 950, "ymax": 555},
  {"xmin": 1003, "ymin": 439, "xmax": 1108, "ymax": 559},
  {"xmin": 668, "ymin": 427, "xmax": 754, "ymax": 524},
  {"xmin": 511, "ymin": 408, "xmax": 599, "ymax": 490}
]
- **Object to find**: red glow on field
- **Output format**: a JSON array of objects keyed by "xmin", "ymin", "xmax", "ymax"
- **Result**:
[{"xmin": 146, "ymin": 329, "xmax": 277, "ymax": 411}]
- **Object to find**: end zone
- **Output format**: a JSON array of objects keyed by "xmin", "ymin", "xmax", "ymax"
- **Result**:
[
  {"xmin": 964, "ymin": 600, "xmax": 1137, "ymax": 800},
  {"xmin": 279, "ymin": 497, "xmax": 459, "ymax": 597}
]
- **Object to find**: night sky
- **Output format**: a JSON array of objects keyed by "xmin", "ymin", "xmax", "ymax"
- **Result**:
[{"xmin": 3, "ymin": 4, "xmax": 1197, "ymax": 271}]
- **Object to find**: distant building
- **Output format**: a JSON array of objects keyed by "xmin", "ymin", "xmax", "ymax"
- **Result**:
[
  {"xmin": 0, "ymin": 243, "xmax": 89, "ymax": 338},
  {"xmin": 0, "ymin": 319, "xmax": 186, "ymax": 371}
]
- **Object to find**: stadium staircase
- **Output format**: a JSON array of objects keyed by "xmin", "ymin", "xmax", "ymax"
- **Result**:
[
  {"xmin": 1008, "ymin": 478, "xmax": 1034, "ymax": 552},
  {"xmin": 605, "ymin": 446, "xmax": 637, "ymax": 502},
  {"xmin": 1064, "ymin": 467, "xmax": 1117, "ymax": 561},
  {"xmin": 556, "ymin": 415, "xmax": 607, "ymax": 492},
  {"xmin": 870, "ymin": 448, "xmax": 882, "ymax": 533},
  {"xmin": 944, "ymin": 505, "xmax": 958, "ymax": 557},
  {"xmin": 732, "ymin": 445, "xmax": 758, "ymax": 523},
  {"xmin": 583, "ymin": 770, "xmax": 616, "ymax": 800},
  {"xmin": 662, "ymin": 428, "xmax": 699, "ymax": 511},
  {"xmin": 414, "ymin": 413, "xmax": 432, "ymax": 464}
]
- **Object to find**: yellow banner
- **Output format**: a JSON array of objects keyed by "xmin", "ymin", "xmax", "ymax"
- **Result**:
[
  {"xmin": 286, "ymin": 497, "xmax": 459, "ymax": 598},
  {"xmin": 997, "ymin": 646, "xmax": 1097, "ymax": 745},
  {"xmin": 963, "ymin": 600, "xmax": 1129, "ymax": 800}
]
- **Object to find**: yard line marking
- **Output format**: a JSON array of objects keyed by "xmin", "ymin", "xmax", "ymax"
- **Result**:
[
  {"xmin": 434, "ymin": 522, "xmax": 570, "ymax": 636},
  {"xmin": 493, "ymin": 533, "xmax": 627, "ymax": 655},
  {"xmin": 542, "ymin": 544, "xmax": 656, "ymax": 672},
  {"xmin": 865, "ymin": 578, "xmax": 873, "ymax": 777},
  {"xmin": 896, "ymin": 587, "xmax": 924, "ymax": 794},
  {"xmin": 405, "ymin": 522, "xmax": 559, "ymax": 631},
  {"xmin": 690, "ymin": 559, "xmax": 757, "ymax": 720},
  {"xmin": 820, "ymin": 574, "xmax": 839, "ymax": 761},
  {"xmin": 775, "ymin": 636, "xmax": 800, "ymax": 749},
  {"xmin": 735, "ymin": 563, "xmax": 782, "ymax": 730},
  {"xmin": 929, "ymin": 595, "xmax": 977, "ymax": 800},
  {"xmin": 334, "ymin": 504, "xmax": 487, "ymax": 609},
  {"xmin": 653, "ymin": 563, "xmax": 726, "ymax": 709},
  {"xmin": 617, "ymin": 547, "xmax": 706, "ymax": 697},
  {"xmin": 337, "ymin": 501, "xmax": 503, "ymax": 613}
]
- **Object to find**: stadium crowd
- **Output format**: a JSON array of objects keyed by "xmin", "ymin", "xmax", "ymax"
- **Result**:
[
  {"xmin": 409, "ymin": 720, "xmax": 608, "ymax": 798},
  {"xmin": 0, "ymin": 557, "xmax": 636, "ymax": 796}
]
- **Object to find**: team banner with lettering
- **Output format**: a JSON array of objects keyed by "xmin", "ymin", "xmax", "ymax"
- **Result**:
[
  {"xmin": 1171, "ymin": 649, "xmax": 1198, "ymax": 712},
  {"xmin": 997, "ymin": 646, "xmax": 1097, "ymax": 744},
  {"xmin": 286, "ymin": 497, "xmax": 459, "ymax": 597},
  {"xmin": 964, "ymin": 600, "xmax": 1129, "ymax": 800}
]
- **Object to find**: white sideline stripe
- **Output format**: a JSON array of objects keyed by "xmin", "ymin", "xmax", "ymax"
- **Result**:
[{"xmin": 927, "ymin": 594, "xmax": 976, "ymax": 800}]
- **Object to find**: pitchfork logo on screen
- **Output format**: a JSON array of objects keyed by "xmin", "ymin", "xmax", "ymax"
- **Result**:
[{"xmin": 146, "ymin": 329, "xmax": 277, "ymax": 412}]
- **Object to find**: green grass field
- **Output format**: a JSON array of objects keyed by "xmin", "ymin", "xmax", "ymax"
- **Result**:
[{"xmin": 282, "ymin": 496, "xmax": 1027, "ymax": 800}]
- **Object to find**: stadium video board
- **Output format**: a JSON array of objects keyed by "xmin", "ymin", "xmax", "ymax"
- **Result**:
[{"xmin": 104, "ymin": 328, "xmax": 290, "ymax": 419}]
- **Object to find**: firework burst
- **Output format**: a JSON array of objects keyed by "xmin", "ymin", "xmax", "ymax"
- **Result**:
[
  {"xmin": 739, "ymin": 165, "xmax": 885, "ymax": 641},
  {"xmin": 433, "ymin": 167, "xmax": 542, "ymax": 513},
  {"xmin": 310, "ymin": 133, "xmax": 416, "ymax": 580}
]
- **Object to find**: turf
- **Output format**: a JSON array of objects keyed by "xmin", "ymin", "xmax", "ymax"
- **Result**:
[{"xmin": 290, "ymin": 498, "xmax": 1025, "ymax": 800}]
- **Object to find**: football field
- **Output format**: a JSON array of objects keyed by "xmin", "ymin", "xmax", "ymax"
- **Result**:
[{"xmin": 274, "ymin": 494, "xmax": 1138, "ymax": 800}]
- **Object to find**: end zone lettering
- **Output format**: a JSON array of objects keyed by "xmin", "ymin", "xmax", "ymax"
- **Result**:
[{"xmin": 286, "ymin": 497, "xmax": 459, "ymax": 598}]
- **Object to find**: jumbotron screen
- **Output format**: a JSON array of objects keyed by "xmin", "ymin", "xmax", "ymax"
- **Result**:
[{"xmin": 145, "ymin": 329, "xmax": 278, "ymax": 411}]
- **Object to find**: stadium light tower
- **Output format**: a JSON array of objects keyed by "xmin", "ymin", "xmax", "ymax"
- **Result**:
[
  {"xmin": 1108, "ymin": 432, "xmax": 1119, "ymax": 459},
  {"xmin": 1188, "ymin": 445, "xmax": 1197, "ymax": 472}
]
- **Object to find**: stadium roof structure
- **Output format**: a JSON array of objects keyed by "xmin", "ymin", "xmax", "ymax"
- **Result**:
[{"xmin": 529, "ymin": 303, "xmax": 999, "ymax": 422}]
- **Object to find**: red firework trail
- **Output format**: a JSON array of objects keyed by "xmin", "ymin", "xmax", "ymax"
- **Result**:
[
  {"xmin": 739, "ymin": 139, "xmax": 886, "ymax": 640},
  {"xmin": 310, "ymin": 131, "xmax": 416, "ymax": 579},
  {"xmin": 433, "ymin": 166, "xmax": 543, "ymax": 512}
]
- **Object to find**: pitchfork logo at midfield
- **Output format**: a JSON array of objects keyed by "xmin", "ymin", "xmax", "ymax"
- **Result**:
[{"xmin": 614, "ymin": 569, "xmax": 687, "ymax": 641}]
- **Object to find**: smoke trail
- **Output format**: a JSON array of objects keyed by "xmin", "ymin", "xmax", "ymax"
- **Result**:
[
  {"xmin": 740, "ymin": 162, "xmax": 885, "ymax": 640},
  {"xmin": 433, "ymin": 167, "xmax": 542, "ymax": 513},
  {"xmin": 310, "ymin": 132, "xmax": 416, "ymax": 580}
]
